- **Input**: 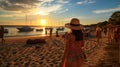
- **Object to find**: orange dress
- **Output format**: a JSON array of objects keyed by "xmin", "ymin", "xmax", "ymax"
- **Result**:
[{"xmin": 61, "ymin": 33, "xmax": 84, "ymax": 67}]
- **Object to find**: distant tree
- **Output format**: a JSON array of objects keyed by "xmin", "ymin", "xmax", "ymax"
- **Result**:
[
  {"xmin": 109, "ymin": 11, "xmax": 120, "ymax": 25},
  {"xmin": 90, "ymin": 24, "xmax": 97, "ymax": 27},
  {"xmin": 86, "ymin": 11, "xmax": 120, "ymax": 27},
  {"xmin": 96, "ymin": 21, "xmax": 108, "ymax": 27}
]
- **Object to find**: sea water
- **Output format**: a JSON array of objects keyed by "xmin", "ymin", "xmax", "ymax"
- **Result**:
[{"xmin": 4, "ymin": 26, "xmax": 69, "ymax": 38}]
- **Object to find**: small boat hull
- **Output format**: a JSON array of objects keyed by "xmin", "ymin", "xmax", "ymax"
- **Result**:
[
  {"xmin": 17, "ymin": 27, "xmax": 34, "ymax": 32},
  {"xmin": 36, "ymin": 29, "xmax": 43, "ymax": 31}
]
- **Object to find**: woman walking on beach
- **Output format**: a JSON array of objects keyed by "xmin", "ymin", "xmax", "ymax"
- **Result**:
[
  {"xmin": 95, "ymin": 26, "xmax": 102, "ymax": 45},
  {"xmin": 107, "ymin": 23, "xmax": 114, "ymax": 43},
  {"xmin": 61, "ymin": 18, "xmax": 84, "ymax": 67}
]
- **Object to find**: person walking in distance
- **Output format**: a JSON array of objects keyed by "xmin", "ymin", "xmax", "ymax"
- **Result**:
[
  {"xmin": 95, "ymin": 26, "xmax": 102, "ymax": 45},
  {"xmin": 49, "ymin": 28, "xmax": 53, "ymax": 39}
]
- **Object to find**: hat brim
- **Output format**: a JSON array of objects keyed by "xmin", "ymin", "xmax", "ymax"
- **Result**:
[{"xmin": 65, "ymin": 23, "xmax": 82, "ymax": 30}]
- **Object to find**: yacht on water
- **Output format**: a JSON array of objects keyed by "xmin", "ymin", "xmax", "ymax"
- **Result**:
[
  {"xmin": 36, "ymin": 28, "xmax": 43, "ymax": 31},
  {"xmin": 17, "ymin": 15, "xmax": 34, "ymax": 32},
  {"xmin": 17, "ymin": 26, "xmax": 34, "ymax": 32}
]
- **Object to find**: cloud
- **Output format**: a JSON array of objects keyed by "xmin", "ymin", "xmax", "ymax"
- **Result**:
[
  {"xmin": 93, "ymin": 6, "xmax": 120, "ymax": 14},
  {"xmin": 58, "ymin": 9, "xmax": 68, "ymax": 13},
  {"xmin": 77, "ymin": 0, "xmax": 95, "ymax": 5},
  {"xmin": 0, "ymin": 0, "xmax": 70, "ymax": 16},
  {"xmin": 38, "ymin": 4, "xmax": 62, "ymax": 15},
  {"xmin": 57, "ymin": 0, "xmax": 69, "ymax": 4},
  {"xmin": 0, "ymin": 0, "xmax": 42, "ymax": 11},
  {"xmin": 77, "ymin": 2, "xmax": 84, "ymax": 5}
]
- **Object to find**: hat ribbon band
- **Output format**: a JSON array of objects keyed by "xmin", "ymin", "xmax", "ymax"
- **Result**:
[{"xmin": 70, "ymin": 24, "xmax": 80, "ymax": 26}]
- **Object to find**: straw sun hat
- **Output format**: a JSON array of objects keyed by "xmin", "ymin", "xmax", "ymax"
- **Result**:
[{"xmin": 65, "ymin": 18, "xmax": 82, "ymax": 30}]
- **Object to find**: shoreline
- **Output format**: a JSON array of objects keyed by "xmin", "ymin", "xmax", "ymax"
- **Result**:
[
  {"xmin": 4, "ymin": 26, "xmax": 67, "ymax": 38},
  {"xmin": 2, "ymin": 34, "xmax": 64, "ymax": 46},
  {"xmin": 4, "ymin": 32, "xmax": 65, "ymax": 38}
]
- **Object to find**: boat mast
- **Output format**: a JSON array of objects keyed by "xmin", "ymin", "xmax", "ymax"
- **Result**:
[{"xmin": 26, "ymin": 15, "xmax": 27, "ymax": 25}]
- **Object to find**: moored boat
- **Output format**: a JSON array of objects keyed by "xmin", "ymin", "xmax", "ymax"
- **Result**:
[
  {"xmin": 17, "ymin": 26, "xmax": 34, "ymax": 32},
  {"xmin": 36, "ymin": 28, "xmax": 43, "ymax": 31}
]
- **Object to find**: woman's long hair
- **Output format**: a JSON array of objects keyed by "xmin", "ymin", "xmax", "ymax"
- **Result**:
[{"xmin": 72, "ymin": 30, "xmax": 83, "ymax": 41}]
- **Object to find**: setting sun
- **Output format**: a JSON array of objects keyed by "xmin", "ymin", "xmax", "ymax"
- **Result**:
[{"xmin": 40, "ymin": 19, "xmax": 46, "ymax": 26}]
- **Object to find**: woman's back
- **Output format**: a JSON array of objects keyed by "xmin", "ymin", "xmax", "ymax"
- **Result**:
[
  {"xmin": 66, "ymin": 30, "xmax": 84, "ymax": 52},
  {"xmin": 61, "ymin": 18, "xmax": 84, "ymax": 67}
]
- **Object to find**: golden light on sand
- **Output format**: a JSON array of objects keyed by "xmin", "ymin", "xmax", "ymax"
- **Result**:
[{"xmin": 40, "ymin": 19, "xmax": 46, "ymax": 26}]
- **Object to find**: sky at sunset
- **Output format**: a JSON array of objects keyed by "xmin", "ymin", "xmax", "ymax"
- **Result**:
[{"xmin": 0, "ymin": 0, "xmax": 120, "ymax": 26}]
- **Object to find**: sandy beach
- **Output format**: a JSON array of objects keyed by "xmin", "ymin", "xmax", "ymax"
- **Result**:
[{"xmin": 0, "ymin": 35, "xmax": 119, "ymax": 67}]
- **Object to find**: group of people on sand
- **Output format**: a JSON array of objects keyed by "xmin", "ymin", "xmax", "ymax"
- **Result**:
[
  {"xmin": 96, "ymin": 22, "xmax": 120, "ymax": 44},
  {"xmin": 106, "ymin": 23, "xmax": 120, "ymax": 43},
  {"xmin": 95, "ymin": 21, "xmax": 120, "ymax": 45}
]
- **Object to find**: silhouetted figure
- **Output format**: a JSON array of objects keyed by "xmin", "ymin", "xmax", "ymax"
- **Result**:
[
  {"xmin": 49, "ymin": 28, "xmax": 53, "ymax": 39},
  {"xmin": 56, "ymin": 30, "xmax": 59, "ymax": 37},
  {"xmin": 0, "ymin": 26, "xmax": 5, "ymax": 44},
  {"xmin": 45, "ymin": 29, "xmax": 47, "ymax": 35},
  {"xmin": 103, "ymin": 27, "xmax": 107, "ymax": 37}
]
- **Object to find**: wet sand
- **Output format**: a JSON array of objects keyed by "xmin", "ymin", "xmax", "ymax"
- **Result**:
[{"xmin": 0, "ymin": 36, "xmax": 119, "ymax": 67}]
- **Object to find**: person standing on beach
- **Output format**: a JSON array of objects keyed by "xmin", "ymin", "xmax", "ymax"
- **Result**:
[
  {"xmin": 45, "ymin": 29, "xmax": 47, "ymax": 35},
  {"xmin": 0, "ymin": 26, "xmax": 5, "ymax": 44},
  {"xmin": 103, "ymin": 27, "xmax": 107, "ymax": 37},
  {"xmin": 61, "ymin": 18, "xmax": 84, "ymax": 67},
  {"xmin": 95, "ymin": 26, "xmax": 102, "ymax": 45},
  {"xmin": 107, "ymin": 18, "xmax": 115, "ymax": 43},
  {"xmin": 114, "ymin": 25, "xmax": 120, "ymax": 43},
  {"xmin": 56, "ymin": 30, "xmax": 59, "ymax": 37},
  {"xmin": 49, "ymin": 28, "xmax": 53, "ymax": 39},
  {"xmin": 106, "ymin": 23, "xmax": 114, "ymax": 43}
]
